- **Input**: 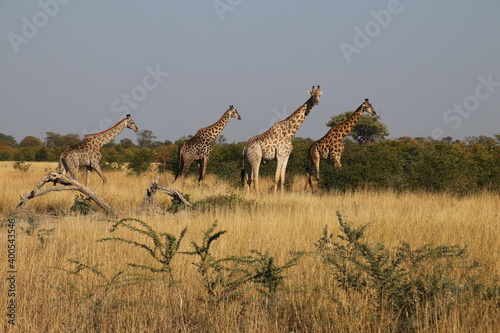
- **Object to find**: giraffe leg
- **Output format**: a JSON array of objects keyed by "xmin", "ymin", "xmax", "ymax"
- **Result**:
[
  {"xmin": 243, "ymin": 166, "xmax": 251, "ymax": 192},
  {"xmin": 198, "ymin": 157, "xmax": 208, "ymax": 186},
  {"xmin": 60, "ymin": 153, "xmax": 78, "ymax": 182},
  {"xmin": 173, "ymin": 157, "xmax": 184, "ymax": 184},
  {"xmin": 56, "ymin": 159, "xmax": 68, "ymax": 186},
  {"xmin": 305, "ymin": 165, "xmax": 318, "ymax": 191},
  {"xmin": 311, "ymin": 163, "xmax": 321, "ymax": 193},
  {"xmin": 278, "ymin": 155, "xmax": 290, "ymax": 194},
  {"xmin": 242, "ymin": 151, "xmax": 250, "ymax": 191},
  {"xmin": 245, "ymin": 150, "xmax": 261, "ymax": 194},
  {"xmin": 305, "ymin": 149, "xmax": 320, "ymax": 191},
  {"xmin": 274, "ymin": 157, "xmax": 284, "ymax": 194},
  {"xmin": 333, "ymin": 154, "xmax": 342, "ymax": 169},
  {"xmin": 178, "ymin": 156, "xmax": 194, "ymax": 186},
  {"xmin": 243, "ymin": 156, "xmax": 254, "ymax": 192},
  {"xmin": 253, "ymin": 168, "xmax": 260, "ymax": 195},
  {"xmin": 195, "ymin": 159, "xmax": 207, "ymax": 186},
  {"xmin": 66, "ymin": 160, "xmax": 79, "ymax": 183},
  {"xmin": 85, "ymin": 166, "xmax": 92, "ymax": 186},
  {"xmin": 251, "ymin": 163, "xmax": 260, "ymax": 194},
  {"xmin": 92, "ymin": 164, "xmax": 108, "ymax": 185}
]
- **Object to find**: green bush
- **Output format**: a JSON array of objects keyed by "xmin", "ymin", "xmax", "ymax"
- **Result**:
[
  {"xmin": 207, "ymin": 142, "xmax": 246, "ymax": 187},
  {"xmin": 318, "ymin": 138, "xmax": 500, "ymax": 193},
  {"xmin": 70, "ymin": 195, "xmax": 93, "ymax": 215},
  {"xmin": 315, "ymin": 212, "xmax": 498, "ymax": 331},
  {"xmin": 166, "ymin": 193, "xmax": 255, "ymax": 214},
  {"xmin": 192, "ymin": 193, "xmax": 255, "ymax": 212},
  {"xmin": 183, "ymin": 222, "xmax": 300, "ymax": 303},
  {"xmin": 98, "ymin": 218, "xmax": 188, "ymax": 281},
  {"xmin": 97, "ymin": 219, "xmax": 299, "ymax": 303},
  {"xmin": 127, "ymin": 149, "xmax": 154, "ymax": 175}
]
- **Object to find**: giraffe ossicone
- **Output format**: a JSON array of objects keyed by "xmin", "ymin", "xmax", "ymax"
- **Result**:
[
  {"xmin": 243, "ymin": 85, "xmax": 323, "ymax": 194},
  {"xmin": 174, "ymin": 105, "xmax": 241, "ymax": 185},
  {"xmin": 305, "ymin": 98, "xmax": 378, "ymax": 191},
  {"xmin": 58, "ymin": 114, "xmax": 139, "ymax": 186}
]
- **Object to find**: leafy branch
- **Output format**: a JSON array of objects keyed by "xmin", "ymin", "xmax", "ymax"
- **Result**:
[{"xmin": 97, "ymin": 218, "xmax": 187, "ymax": 280}]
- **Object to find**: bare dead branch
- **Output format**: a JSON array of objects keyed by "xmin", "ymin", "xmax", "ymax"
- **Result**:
[
  {"xmin": 16, "ymin": 172, "xmax": 114, "ymax": 215},
  {"xmin": 141, "ymin": 177, "xmax": 192, "ymax": 211}
]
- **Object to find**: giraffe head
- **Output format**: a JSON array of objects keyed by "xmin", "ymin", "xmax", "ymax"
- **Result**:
[
  {"xmin": 360, "ymin": 99, "xmax": 379, "ymax": 118},
  {"xmin": 308, "ymin": 85, "xmax": 323, "ymax": 106},
  {"xmin": 227, "ymin": 105, "xmax": 242, "ymax": 120},
  {"xmin": 125, "ymin": 114, "xmax": 139, "ymax": 132}
]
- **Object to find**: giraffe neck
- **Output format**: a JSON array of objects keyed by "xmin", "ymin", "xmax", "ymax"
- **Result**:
[
  {"xmin": 86, "ymin": 118, "xmax": 128, "ymax": 147},
  {"xmin": 279, "ymin": 96, "xmax": 315, "ymax": 138},
  {"xmin": 196, "ymin": 110, "xmax": 232, "ymax": 141},
  {"xmin": 329, "ymin": 107, "xmax": 363, "ymax": 140}
]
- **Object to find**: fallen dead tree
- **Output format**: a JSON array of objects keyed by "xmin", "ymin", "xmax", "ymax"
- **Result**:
[
  {"xmin": 141, "ymin": 177, "xmax": 192, "ymax": 212},
  {"xmin": 16, "ymin": 172, "xmax": 114, "ymax": 215}
]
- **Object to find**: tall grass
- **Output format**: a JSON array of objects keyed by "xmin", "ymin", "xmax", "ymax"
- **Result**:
[{"xmin": 1, "ymin": 162, "xmax": 498, "ymax": 332}]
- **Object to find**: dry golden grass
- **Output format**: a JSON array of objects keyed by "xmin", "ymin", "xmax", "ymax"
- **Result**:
[{"xmin": 1, "ymin": 162, "xmax": 499, "ymax": 332}]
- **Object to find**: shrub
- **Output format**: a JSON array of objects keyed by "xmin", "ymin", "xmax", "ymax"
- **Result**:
[
  {"xmin": 12, "ymin": 212, "xmax": 55, "ymax": 246},
  {"xmin": 56, "ymin": 259, "xmax": 149, "ymax": 331},
  {"xmin": 166, "ymin": 192, "xmax": 192, "ymax": 214},
  {"xmin": 70, "ymin": 195, "xmax": 93, "ymax": 215},
  {"xmin": 127, "ymin": 149, "xmax": 154, "ymax": 175},
  {"xmin": 192, "ymin": 193, "xmax": 255, "ymax": 212},
  {"xmin": 98, "ymin": 218, "xmax": 188, "ymax": 281},
  {"xmin": 315, "ymin": 212, "xmax": 498, "ymax": 331},
  {"xmin": 13, "ymin": 160, "xmax": 31, "ymax": 172},
  {"xmin": 183, "ymin": 222, "xmax": 300, "ymax": 303}
]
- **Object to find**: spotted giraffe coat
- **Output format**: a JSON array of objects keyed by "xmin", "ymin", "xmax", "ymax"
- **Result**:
[{"xmin": 58, "ymin": 114, "xmax": 138, "ymax": 185}]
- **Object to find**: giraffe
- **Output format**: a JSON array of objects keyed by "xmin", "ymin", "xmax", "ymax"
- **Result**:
[
  {"xmin": 305, "ymin": 98, "xmax": 378, "ymax": 190},
  {"xmin": 58, "ymin": 114, "xmax": 139, "ymax": 186},
  {"xmin": 174, "ymin": 105, "xmax": 241, "ymax": 185},
  {"xmin": 243, "ymin": 85, "xmax": 323, "ymax": 194}
]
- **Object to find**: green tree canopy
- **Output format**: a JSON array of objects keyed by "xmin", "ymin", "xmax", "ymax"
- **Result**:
[
  {"xmin": 326, "ymin": 112, "xmax": 389, "ymax": 144},
  {"xmin": 465, "ymin": 135, "xmax": 498, "ymax": 147},
  {"xmin": 120, "ymin": 138, "xmax": 136, "ymax": 149},
  {"xmin": 44, "ymin": 132, "xmax": 80, "ymax": 148},
  {"xmin": 0, "ymin": 133, "xmax": 17, "ymax": 147}
]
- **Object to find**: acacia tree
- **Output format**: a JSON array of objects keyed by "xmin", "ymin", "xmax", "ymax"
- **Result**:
[
  {"xmin": 326, "ymin": 112, "xmax": 389, "ymax": 144},
  {"xmin": 137, "ymin": 130, "xmax": 157, "ymax": 148}
]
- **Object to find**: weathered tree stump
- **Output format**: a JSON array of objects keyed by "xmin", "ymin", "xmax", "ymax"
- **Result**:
[
  {"xmin": 141, "ymin": 177, "xmax": 192, "ymax": 211},
  {"xmin": 16, "ymin": 172, "xmax": 114, "ymax": 215}
]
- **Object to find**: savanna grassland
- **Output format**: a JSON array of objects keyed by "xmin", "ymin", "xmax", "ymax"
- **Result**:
[{"xmin": 1, "ymin": 162, "xmax": 499, "ymax": 332}]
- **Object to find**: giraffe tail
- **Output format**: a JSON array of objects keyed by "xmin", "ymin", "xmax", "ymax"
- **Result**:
[
  {"xmin": 57, "ymin": 156, "xmax": 68, "ymax": 175},
  {"xmin": 173, "ymin": 147, "xmax": 182, "ymax": 183},
  {"xmin": 55, "ymin": 158, "xmax": 64, "ymax": 186},
  {"xmin": 241, "ymin": 148, "xmax": 246, "ymax": 184}
]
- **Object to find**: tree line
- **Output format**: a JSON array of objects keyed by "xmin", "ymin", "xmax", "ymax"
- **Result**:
[{"xmin": 1, "ymin": 114, "xmax": 499, "ymax": 194}]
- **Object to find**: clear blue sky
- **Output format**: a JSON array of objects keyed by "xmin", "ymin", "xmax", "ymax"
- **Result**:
[{"xmin": 1, "ymin": 1, "xmax": 499, "ymax": 144}]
